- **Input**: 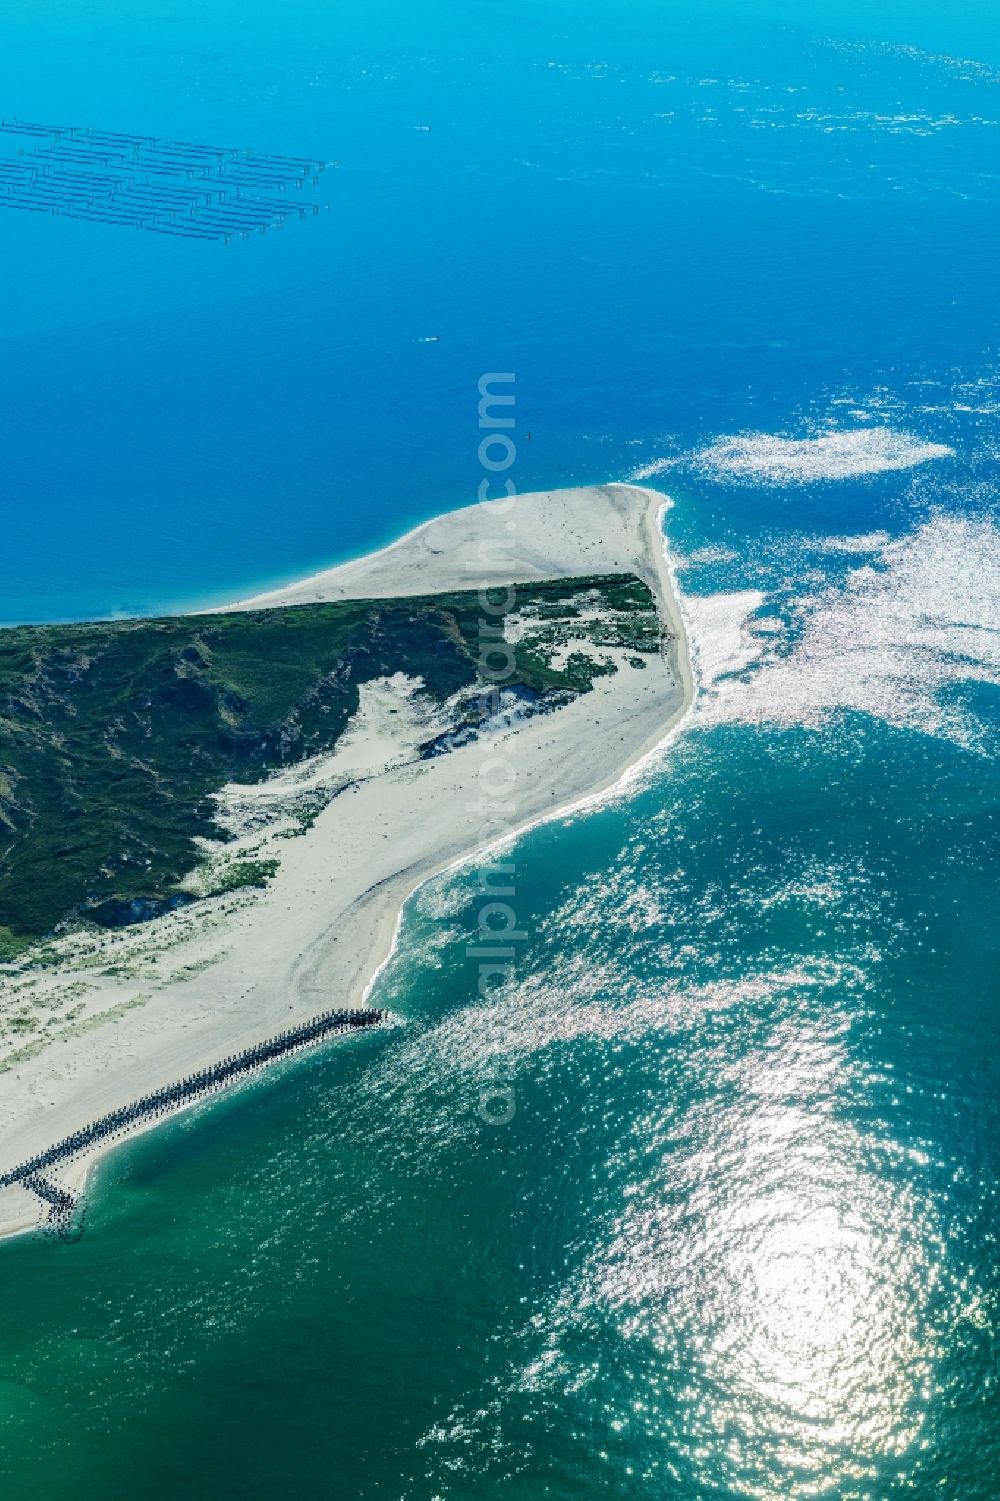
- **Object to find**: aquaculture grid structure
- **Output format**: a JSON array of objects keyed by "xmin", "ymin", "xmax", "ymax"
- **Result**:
[{"xmin": 0, "ymin": 119, "xmax": 332, "ymax": 241}]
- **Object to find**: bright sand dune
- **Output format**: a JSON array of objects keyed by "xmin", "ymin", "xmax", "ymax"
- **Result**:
[{"xmin": 0, "ymin": 484, "xmax": 692, "ymax": 1239}]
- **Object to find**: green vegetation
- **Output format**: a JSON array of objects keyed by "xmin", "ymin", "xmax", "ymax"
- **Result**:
[
  {"xmin": 202, "ymin": 858, "xmax": 280, "ymax": 897},
  {"xmin": 509, "ymin": 576, "xmax": 662, "ymax": 692},
  {"xmin": 0, "ymin": 574, "xmax": 659, "ymax": 944},
  {"xmin": 0, "ymin": 927, "xmax": 33, "ymax": 963}
]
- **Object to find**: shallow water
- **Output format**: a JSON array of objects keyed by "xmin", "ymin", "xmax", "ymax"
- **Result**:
[{"xmin": 0, "ymin": 1, "xmax": 998, "ymax": 1496}]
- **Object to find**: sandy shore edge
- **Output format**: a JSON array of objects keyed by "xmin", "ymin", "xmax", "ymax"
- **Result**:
[
  {"xmin": 355, "ymin": 488, "xmax": 693, "ymax": 1004},
  {"xmin": 0, "ymin": 483, "xmax": 692, "ymax": 1243}
]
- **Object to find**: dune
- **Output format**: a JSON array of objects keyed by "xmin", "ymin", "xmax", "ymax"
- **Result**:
[{"xmin": 0, "ymin": 483, "xmax": 692, "ymax": 1240}]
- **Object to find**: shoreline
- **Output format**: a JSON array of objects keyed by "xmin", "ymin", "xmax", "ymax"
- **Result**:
[
  {"xmin": 356, "ymin": 495, "xmax": 694, "ymax": 1000},
  {"xmin": 0, "ymin": 483, "xmax": 693, "ymax": 1243}
]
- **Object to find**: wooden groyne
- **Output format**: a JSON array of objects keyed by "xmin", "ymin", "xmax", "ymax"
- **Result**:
[{"xmin": 1, "ymin": 1006, "xmax": 387, "ymax": 1238}]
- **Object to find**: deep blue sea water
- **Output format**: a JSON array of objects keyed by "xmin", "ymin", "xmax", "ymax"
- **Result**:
[
  {"xmin": 0, "ymin": 2, "xmax": 997, "ymax": 1497},
  {"xmin": 2, "ymin": 0, "xmax": 999, "ymax": 620}
]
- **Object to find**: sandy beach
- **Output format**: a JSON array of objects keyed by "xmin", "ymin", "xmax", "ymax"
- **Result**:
[{"xmin": 0, "ymin": 483, "xmax": 692, "ymax": 1241}]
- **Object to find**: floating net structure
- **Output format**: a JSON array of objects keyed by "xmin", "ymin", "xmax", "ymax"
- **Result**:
[{"xmin": 0, "ymin": 119, "xmax": 333, "ymax": 241}]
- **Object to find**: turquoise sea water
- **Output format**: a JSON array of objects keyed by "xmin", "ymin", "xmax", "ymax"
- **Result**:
[{"xmin": 0, "ymin": 1, "xmax": 998, "ymax": 1497}]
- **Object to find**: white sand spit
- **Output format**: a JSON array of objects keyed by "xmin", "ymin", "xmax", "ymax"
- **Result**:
[{"xmin": 0, "ymin": 484, "xmax": 692, "ymax": 1240}]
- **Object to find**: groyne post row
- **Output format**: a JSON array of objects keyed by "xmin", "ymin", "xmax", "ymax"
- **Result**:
[
  {"xmin": 0, "ymin": 119, "xmax": 330, "ymax": 240},
  {"xmin": 22, "ymin": 1174, "xmax": 81, "ymax": 1242},
  {"xmin": 1, "ymin": 1007, "xmax": 387, "ymax": 1236}
]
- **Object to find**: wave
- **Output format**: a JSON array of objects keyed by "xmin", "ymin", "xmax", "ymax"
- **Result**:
[
  {"xmin": 690, "ymin": 428, "xmax": 954, "ymax": 484},
  {"xmin": 684, "ymin": 514, "xmax": 1000, "ymax": 749},
  {"xmin": 629, "ymin": 456, "xmax": 680, "ymax": 481}
]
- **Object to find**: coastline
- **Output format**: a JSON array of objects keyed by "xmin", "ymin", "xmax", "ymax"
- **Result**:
[{"xmin": 0, "ymin": 483, "xmax": 693, "ymax": 1243}]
